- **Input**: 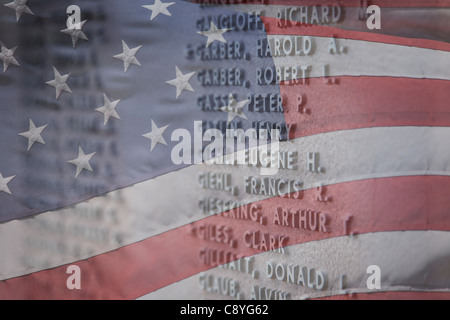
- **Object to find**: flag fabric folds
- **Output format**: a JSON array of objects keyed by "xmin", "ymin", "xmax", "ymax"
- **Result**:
[{"xmin": 0, "ymin": 0, "xmax": 450, "ymax": 300}]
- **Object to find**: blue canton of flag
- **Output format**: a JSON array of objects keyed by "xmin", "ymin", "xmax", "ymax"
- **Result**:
[{"xmin": 0, "ymin": 0, "xmax": 283, "ymax": 222}]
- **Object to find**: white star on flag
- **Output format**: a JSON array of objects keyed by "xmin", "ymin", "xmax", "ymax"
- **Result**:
[
  {"xmin": 96, "ymin": 93, "xmax": 121, "ymax": 125},
  {"xmin": 45, "ymin": 66, "xmax": 72, "ymax": 100},
  {"xmin": 197, "ymin": 21, "xmax": 231, "ymax": 48},
  {"xmin": 19, "ymin": 119, "xmax": 48, "ymax": 151},
  {"xmin": 142, "ymin": 0, "xmax": 175, "ymax": 21},
  {"xmin": 219, "ymin": 94, "xmax": 249, "ymax": 125},
  {"xmin": 68, "ymin": 147, "xmax": 96, "ymax": 178},
  {"xmin": 4, "ymin": 0, "xmax": 33, "ymax": 22},
  {"xmin": 0, "ymin": 173, "xmax": 15, "ymax": 195},
  {"xmin": 114, "ymin": 40, "xmax": 142, "ymax": 72},
  {"xmin": 142, "ymin": 120, "xmax": 169, "ymax": 152},
  {"xmin": 166, "ymin": 66, "xmax": 195, "ymax": 99},
  {"xmin": 61, "ymin": 20, "xmax": 88, "ymax": 48},
  {"xmin": 0, "ymin": 42, "xmax": 20, "ymax": 72}
]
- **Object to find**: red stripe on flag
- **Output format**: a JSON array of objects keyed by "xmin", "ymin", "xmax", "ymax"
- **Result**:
[
  {"xmin": 1, "ymin": 175, "xmax": 450, "ymax": 299},
  {"xmin": 189, "ymin": 0, "xmax": 450, "ymax": 8},
  {"xmin": 279, "ymin": 76, "xmax": 450, "ymax": 139},
  {"xmin": 261, "ymin": 16, "xmax": 450, "ymax": 52}
]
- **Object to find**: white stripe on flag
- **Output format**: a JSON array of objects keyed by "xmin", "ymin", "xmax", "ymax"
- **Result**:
[
  {"xmin": 139, "ymin": 230, "xmax": 450, "ymax": 300},
  {"xmin": 267, "ymin": 35, "xmax": 450, "ymax": 80},
  {"xmin": 2, "ymin": 126, "xmax": 450, "ymax": 281}
]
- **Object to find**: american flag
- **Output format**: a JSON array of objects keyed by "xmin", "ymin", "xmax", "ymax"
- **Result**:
[{"xmin": 0, "ymin": 0, "xmax": 450, "ymax": 299}]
